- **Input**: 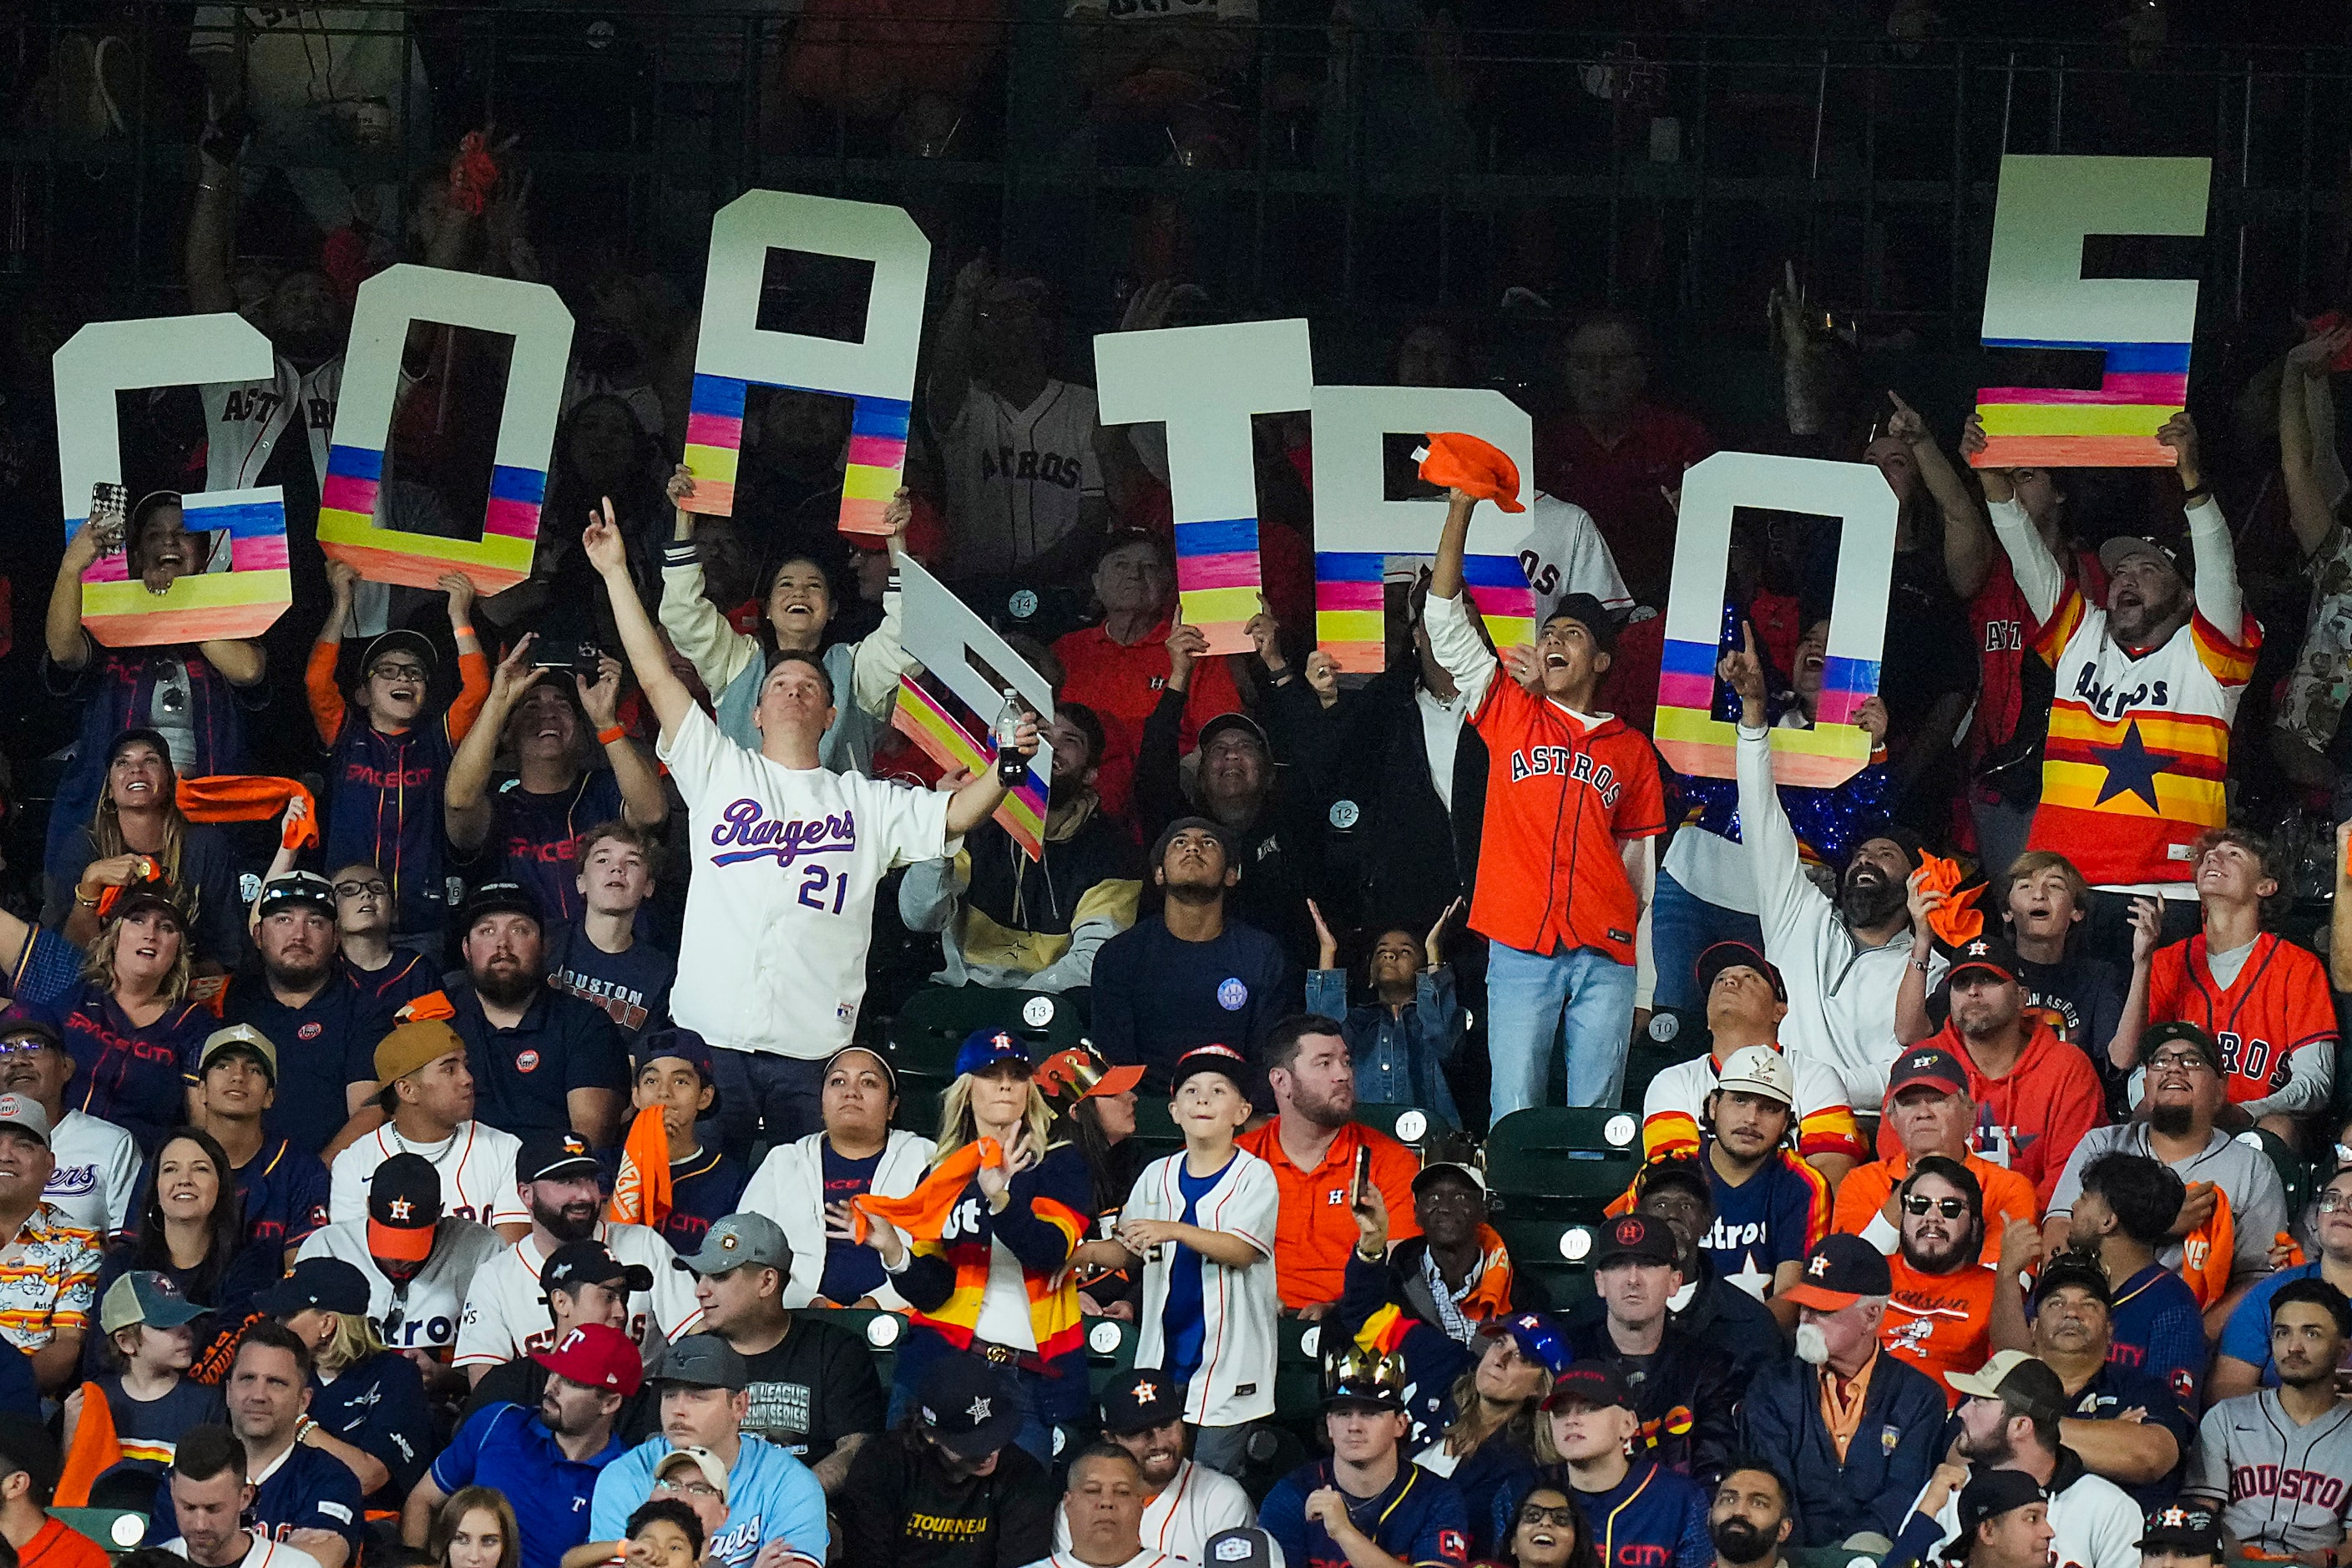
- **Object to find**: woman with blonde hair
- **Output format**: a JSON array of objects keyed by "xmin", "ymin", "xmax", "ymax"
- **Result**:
[
  {"xmin": 429, "ymin": 1485, "xmax": 522, "ymax": 1568},
  {"xmin": 827, "ymin": 1028, "xmax": 1091, "ymax": 1462},
  {"xmin": 46, "ymin": 728, "xmax": 245, "ymax": 964},
  {"xmin": 266, "ymin": 1256, "xmax": 436, "ymax": 1512}
]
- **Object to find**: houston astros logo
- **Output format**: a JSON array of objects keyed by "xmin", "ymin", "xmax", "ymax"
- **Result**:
[
  {"xmin": 390, "ymin": 1198, "xmax": 413, "ymax": 1221},
  {"xmin": 1965, "ymin": 940, "xmax": 1990, "ymax": 958},
  {"xmin": 1808, "ymin": 1254, "xmax": 1831, "ymax": 1277},
  {"xmin": 1133, "ymin": 1379, "xmax": 1157, "ymax": 1401},
  {"xmin": 1614, "ymin": 1218, "xmax": 1642, "ymax": 1245}
]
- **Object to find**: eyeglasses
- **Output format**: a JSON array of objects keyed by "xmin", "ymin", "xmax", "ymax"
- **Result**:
[
  {"xmin": 369, "ymin": 662, "xmax": 427, "ymax": 683},
  {"xmin": 2318, "ymin": 1191, "xmax": 2351, "ymax": 1213},
  {"xmin": 2148, "ymin": 1050, "xmax": 2213, "ymax": 1074},
  {"xmin": 656, "ymin": 1478, "xmax": 721, "ymax": 1499},
  {"xmin": 333, "ymin": 879, "xmax": 390, "ymax": 898},
  {"xmin": 0, "ymin": 1039, "xmax": 51, "ymax": 1059},
  {"xmin": 1902, "ymin": 1196, "xmax": 1970, "ymax": 1220},
  {"xmin": 1519, "ymin": 1505, "xmax": 1580, "ymax": 1528}
]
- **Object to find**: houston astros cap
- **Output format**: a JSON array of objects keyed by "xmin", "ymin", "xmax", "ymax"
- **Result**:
[
  {"xmin": 200, "ymin": 1023, "xmax": 279, "ymax": 1083},
  {"xmin": 1170, "ymin": 1043, "xmax": 1252, "ymax": 1099},
  {"xmin": 1203, "ymin": 1529, "xmax": 1287, "ymax": 1568},
  {"xmin": 1100, "ymin": 1368, "xmax": 1186, "ymax": 1434},
  {"xmin": 1887, "ymin": 1046, "xmax": 1970, "ymax": 1100},
  {"xmin": 2141, "ymin": 1019, "xmax": 2223, "ymax": 1074},
  {"xmin": 1780, "ymin": 1233, "xmax": 1893, "ymax": 1311},
  {"xmin": 675, "ymin": 1212, "xmax": 791, "ymax": 1277},
  {"xmin": 255, "ymin": 871, "xmax": 336, "ymax": 921},
  {"xmin": 458, "ymin": 879, "xmax": 541, "ymax": 931},
  {"xmin": 534, "ymin": 1322, "xmax": 644, "ymax": 1396},
  {"xmin": 543, "ymin": 1240, "xmax": 654, "ymax": 1296},
  {"xmin": 631, "ymin": 1026, "xmax": 717, "ymax": 1088},
  {"xmin": 254, "ymin": 1257, "xmax": 372, "ymax": 1318},
  {"xmin": 1543, "ymin": 592, "xmax": 1617, "ymax": 654},
  {"xmin": 1947, "ymin": 1350, "xmax": 2067, "ymax": 1426},
  {"xmin": 519, "ymin": 1130, "xmax": 599, "ymax": 1183},
  {"xmin": 1714, "ymin": 1044, "xmax": 1794, "ymax": 1108},
  {"xmin": 99, "ymin": 1270, "xmax": 210, "ymax": 1335},
  {"xmin": 918, "ymin": 1357, "xmax": 1023, "ymax": 1458},
  {"xmin": 1540, "ymin": 1358, "xmax": 1632, "ymax": 1413},
  {"xmin": 2138, "ymin": 1503, "xmax": 2222, "ymax": 1557},
  {"xmin": 2031, "ymin": 1253, "xmax": 2114, "ymax": 1313},
  {"xmin": 1480, "ymin": 1310, "xmax": 1574, "ymax": 1378},
  {"xmin": 1945, "ymin": 933, "xmax": 2021, "ymax": 987},
  {"xmin": 367, "ymin": 1151, "xmax": 443, "ymax": 1264},
  {"xmin": 1591, "ymin": 1212, "xmax": 1677, "ymax": 1269},
  {"xmin": 953, "ymin": 1028, "xmax": 1034, "ymax": 1080}
]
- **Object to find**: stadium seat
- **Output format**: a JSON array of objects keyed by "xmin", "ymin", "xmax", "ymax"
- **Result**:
[
  {"xmin": 1622, "ymin": 1007, "xmax": 1711, "ymax": 1111},
  {"xmin": 1485, "ymin": 1107, "xmax": 1646, "ymax": 1222},
  {"xmin": 802, "ymin": 1307, "xmax": 911, "ymax": 1395},
  {"xmin": 887, "ymin": 984, "xmax": 1089, "ymax": 1081},
  {"xmin": 2240, "ymin": 1127, "xmax": 2312, "ymax": 1222},
  {"xmin": 1274, "ymin": 1313, "xmax": 1335, "ymax": 1424},
  {"xmin": 53, "ymin": 1507, "xmax": 147, "ymax": 1551},
  {"xmin": 895, "ymin": 1083, "xmax": 946, "ymax": 1141},
  {"xmin": 1354, "ymin": 1103, "xmax": 1452, "ymax": 1159},
  {"xmin": 1492, "ymin": 1216, "xmax": 1600, "ymax": 1306},
  {"xmin": 1083, "ymin": 1314, "xmax": 1140, "ymax": 1396},
  {"xmin": 1129, "ymin": 1098, "xmax": 1185, "ymax": 1166}
]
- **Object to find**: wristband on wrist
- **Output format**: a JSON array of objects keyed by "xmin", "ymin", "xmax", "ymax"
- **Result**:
[
  {"xmin": 663, "ymin": 541, "xmax": 700, "ymax": 568},
  {"xmin": 597, "ymin": 723, "xmax": 626, "ymax": 746},
  {"xmin": 2183, "ymin": 484, "xmax": 2212, "ymax": 504}
]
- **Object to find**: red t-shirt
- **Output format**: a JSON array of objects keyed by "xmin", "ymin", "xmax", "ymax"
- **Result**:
[
  {"xmin": 1052, "ymin": 614, "xmax": 1246, "ymax": 830},
  {"xmin": 1874, "ymin": 1019, "xmax": 2107, "ymax": 1206},
  {"xmin": 1533, "ymin": 403, "xmax": 1716, "ymax": 603},
  {"xmin": 1465, "ymin": 676, "xmax": 1667, "ymax": 965},
  {"xmin": 2147, "ymin": 933, "xmax": 2339, "ymax": 1105},
  {"xmin": 1965, "ymin": 546, "xmax": 2106, "ymax": 762}
]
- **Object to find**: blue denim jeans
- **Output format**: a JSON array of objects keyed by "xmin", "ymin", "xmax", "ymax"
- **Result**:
[
  {"xmin": 1485, "ymin": 942, "xmax": 1637, "ymax": 1117},
  {"xmin": 1648, "ymin": 868, "xmax": 1765, "ymax": 1014}
]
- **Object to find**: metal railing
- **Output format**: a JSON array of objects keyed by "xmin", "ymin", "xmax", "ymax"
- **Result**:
[{"xmin": 7, "ymin": 8, "xmax": 2352, "ymax": 337}]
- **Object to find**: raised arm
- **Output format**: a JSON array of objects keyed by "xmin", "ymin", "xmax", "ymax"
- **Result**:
[
  {"xmin": 923, "ymin": 255, "xmax": 989, "ymax": 432},
  {"xmin": 655, "ymin": 465, "xmax": 760, "ymax": 698},
  {"xmin": 942, "ymin": 720, "xmax": 1039, "ymax": 840},
  {"xmin": 1890, "ymin": 392, "xmax": 1996, "ymax": 599},
  {"xmin": 584, "ymin": 501, "xmax": 695, "ymax": 744},
  {"xmin": 445, "ymin": 637, "xmax": 547, "ymax": 851},
  {"xmin": 2279, "ymin": 329, "xmax": 2347, "ymax": 559},
  {"xmin": 2159, "ymin": 412, "xmax": 2242, "ymax": 644},
  {"xmin": 45, "ymin": 488, "xmax": 117, "ymax": 671},
  {"xmin": 1961, "ymin": 414, "xmax": 2064, "ymax": 624},
  {"xmin": 578, "ymin": 655, "xmax": 668, "ymax": 828},
  {"xmin": 847, "ymin": 491, "xmax": 916, "ymax": 719},
  {"xmin": 1424, "ymin": 488, "xmax": 1500, "ymax": 706},
  {"xmin": 185, "ymin": 149, "xmax": 237, "ymax": 316}
]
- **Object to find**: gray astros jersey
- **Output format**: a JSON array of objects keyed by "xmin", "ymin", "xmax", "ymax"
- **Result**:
[
  {"xmin": 297, "ymin": 1216, "xmax": 504, "ymax": 1355},
  {"xmin": 2188, "ymin": 1390, "xmax": 2352, "ymax": 1552}
]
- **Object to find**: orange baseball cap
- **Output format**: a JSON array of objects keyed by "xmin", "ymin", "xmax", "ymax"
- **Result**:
[{"xmin": 1416, "ymin": 432, "xmax": 1525, "ymax": 513}]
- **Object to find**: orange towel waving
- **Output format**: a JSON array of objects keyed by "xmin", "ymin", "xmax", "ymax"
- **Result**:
[
  {"xmin": 1416, "ymin": 432, "xmax": 1526, "ymax": 513},
  {"xmin": 1916, "ymin": 852, "xmax": 1985, "ymax": 948},
  {"xmin": 55, "ymin": 1381, "xmax": 122, "ymax": 1507},
  {"xmin": 852, "ymin": 1139, "xmax": 1003, "ymax": 1242},
  {"xmin": 175, "ymin": 776, "xmax": 319, "ymax": 852},
  {"xmin": 607, "ymin": 1103, "xmax": 675, "ymax": 1231},
  {"xmin": 2179, "ymin": 1183, "xmax": 2236, "ymax": 1310}
]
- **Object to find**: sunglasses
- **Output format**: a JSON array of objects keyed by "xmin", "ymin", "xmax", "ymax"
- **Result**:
[{"xmin": 1902, "ymin": 1196, "xmax": 1970, "ymax": 1220}]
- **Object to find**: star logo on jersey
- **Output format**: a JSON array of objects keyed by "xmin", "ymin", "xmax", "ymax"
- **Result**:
[
  {"xmin": 967, "ymin": 1396, "xmax": 993, "ymax": 1422},
  {"xmin": 2088, "ymin": 720, "xmax": 2168, "ymax": 812}
]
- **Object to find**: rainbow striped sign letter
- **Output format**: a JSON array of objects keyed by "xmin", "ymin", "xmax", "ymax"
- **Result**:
[
  {"xmin": 53, "ymin": 314, "xmax": 291, "ymax": 647},
  {"xmin": 1971, "ymin": 154, "xmax": 2211, "ymax": 470},
  {"xmin": 683, "ymin": 192, "xmax": 928, "ymax": 536},
  {"xmin": 317, "ymin": 265, "xmax": 574, "ymax": 592},
  {"xmin": 897, "ymin": 554, "xmax": 1055, "ymax": 858},
  {"xmin": 1653, "ymin": 453, "xmax": 1896, "ymax": 788},
  {"xmin": 1096, "ymin": 320, "xmax": 1314, "ymax": 655}
]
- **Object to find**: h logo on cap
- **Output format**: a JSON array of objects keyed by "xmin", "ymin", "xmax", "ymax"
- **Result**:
[
  {"xmin": 1965, "ymin": 941, "xmax": 1989, "ymax": 957},
  {"xmin": 1614, "ymin": 1218, "xmax": 1642, "ymax": 1244},
  {"xmin": 1808, "ymin": 1254, "xmax": 1832, "ymax": 1277}
]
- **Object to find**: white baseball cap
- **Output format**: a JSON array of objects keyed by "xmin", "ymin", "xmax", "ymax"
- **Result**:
[{"xmin": 1714, "ymin": 1044, "xmax": 1794, "ymax": 1109}]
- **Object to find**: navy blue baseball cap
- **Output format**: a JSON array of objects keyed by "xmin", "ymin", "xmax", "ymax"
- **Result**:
[{"xmin": 633, "ymin": 1027, "xmax": 716, "ymax": 1087}]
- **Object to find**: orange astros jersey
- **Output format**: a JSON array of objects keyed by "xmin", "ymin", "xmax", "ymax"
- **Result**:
[
  {"xmin": 2026, "ymin": 589, "xmax": 2258, "ymax": 888},
  {"xmin": 1465, "ymin": 679, "xmax": 1666, "ymax": 965},
  {"xmin": 1884, "ymin": 1254, "xmax": 1998, "ymax": 1407},
  {"xmin": 2147, "ymin": 933, "xmax": 2337, "ymax": 1106}
]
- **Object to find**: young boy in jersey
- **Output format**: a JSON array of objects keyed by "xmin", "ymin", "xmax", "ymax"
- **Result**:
[
  {"xmin": 544, "ymin": 822, "xmax": 674, "ymax": 1042},
  {"xmin": 615, "ymin": 1029, "xmax": 746, "ymax": 1257},
  {"xmin": 1111, "ymin": 1043, "xmax": 1278, "ymax": 1477},
  {"xmin": 1425, "ymin": 486, "xmax": 1666, "ymax": 1118},
  {"xmin": 2115, "ymin": 828, "xmax": 2336, "ymax": 1144},
  {"xmin": 68, "ymin": 1271, "xmax": 219, "ymax": 1484},
  {"xmin": 309, "ymin": 564, "xmax": 491, "ymax": 954}
]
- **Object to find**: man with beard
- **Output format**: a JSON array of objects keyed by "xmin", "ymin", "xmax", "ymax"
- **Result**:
[
  {"xmin": 440, "ymin": 880, "xmax": 630, "ymax": 1146},
  {"xmin": 403, "ymin": 1322, "xmax": 640, "ymax": 1568},
  {"xmin": 297, "ymin": 1152, "xmax": 503, "ymax": 1389},
  {"xmin": 1833, "ymin": 1048, "xmax": 2037, "ymax": 1267},
  {"xmin": 1429, "ymin": 489, "xmax": 1667, "ymax": 1116},
  {"xmin": 1980, "ymin": 413, "xmax": 2258, "ymax": 950},
  {"xmin": 190, "ymin": 1024, "xmax": 331, "ymax": 1257},
  {"xmin": 1580, "ymin": 1158, "xmax": 1784, "ymax": 1384},
  {"xmin": 1237, "ymin": 1018, "xmax": 1419, "ymax": 1315},
  {"xmin": 2009, "ymin": 1255, "xmax": 2192, "ymax": 1508},
  {"xmin": 1681, "ymin": 1046, "xmax": 1829, "ymax": 1328},
  {"xmin": 2046, "ymin": 1021, "xmax": 2286, "ymax": 1331},
  {"xmin": 453, "ymin": 1130, "xmax": 704, "ymax": 1380},
  {"xmin": 1889, "ymin": 1351, "xmax": 2143, "ymax": 1568},
  {"xmin": 2213, "ymin": 1162, "xmax": 2352, "ymax": 1401},
  {"xmin": 1738, "ymin": 1235, "xmax": 1945, "ymax": 1550},
  {"xmin": 2112, "ymin": 829, "xmax": 2336, "ymax": 1141},
  {"xmin": 1640, "ymin": 943, "xmax": 1864, "ymax": 1186},
  {"xmin": 1707, "ymin": 1460, "xmax": 1796, "ymax": 1568},
  {"xmin": 901, "ymin": 702, "xmax": 1143, "ymax": 992},
  {"xmin": 1884, "ymin": 933, "xmax": 2103, "ymax": 1207},
  {"xmin": 0, "ymin": 1010, "xmax": 135, "ymax": 1238},
  {"xmin": 2031, "ymin": 1152, "xmax": 2203, "ymax": 1412},
  {"xmin": 2187, "ymin": 1281, "xmax": 2352, "ymax": 1562},
  {"xmin": 1879, "ymin": 1157, "xmax": 1997, "ymax": 1404},
  {"xmin": 1561, "ymin": 1212, "xmax": 1739, "ymax": 1483},
  {"xmin": 444, "ymin": 640, "xmax": 669, "ymax": 929},
  {"xmin": 218, "ymin": 873, "xmax": 390, "ymax": 1157},
  {"xmin": 1093, "ymin": 822, "xmax": 1297, "ymax": 1089},
  {"xmin": 326, "ymin": 1016, "xmax": 526, "ymax": 1233},
  {"xmin": 1721, "ymin": 632, "xmax": 1940, "ymax": 1110},
  {"xmin": 1056, "ymin": 1371, "xmax": 1252, "ymax": 1560}
]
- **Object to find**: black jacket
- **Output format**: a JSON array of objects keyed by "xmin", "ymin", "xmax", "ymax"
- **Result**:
[
  {"xmin": 1738, "ymin": 1349, "xmax": 1949, "ymax": 1547},
  {"xmin": 1560, "ymin": 1314, "xmax": 1741, "ymax": 1486},
  {"xmin": 1323, "ymin": 668, "xmax": 1488, "ymax": 937},
  {"xmin": 837, "ymin": 1428, "xmax": 1058, "ymax": 1568},
  {"xmin": 1567, "ymin": 1251, "xmax": 1783, "ymax": 1388}
]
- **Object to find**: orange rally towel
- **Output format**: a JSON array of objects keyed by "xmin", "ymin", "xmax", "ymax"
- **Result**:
[
  {"xmin": 2180, "ymin": 1185, "xmax": 2235, "ymax": 1309},
  {"xmin": 397, "ymin": 990, "xmax": 458, "ymax": 1024},
  {"xmin": 1416, "ymin": 432, "xmax": 1525, "ymax": 513},
  {"xmin": 852, "ymin": 1139, "xmax": 1003, "ymax": 1242},
  {"xmin": 1916, "ymin": 852, "xmax": 1985, "ymax": 948},
  {"xmin": 175, "ymin": 776, "xmax": 320, "ymax": 852},
  {"xmin": 607, "ymin": 1103, "xmax": 675, "ymax": 1231},
  {"xmin": 55, "ymin": 1381, "xmax": 122, "ymax": 1507}
]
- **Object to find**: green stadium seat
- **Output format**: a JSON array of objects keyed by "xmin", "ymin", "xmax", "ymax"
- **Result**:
[
  {"xmin": 895, "ymin": 1083, "xmax": 946, "ymax": 1141},
  {"xmin": 802, "ymin": 1307, "xmax": 911, "ymax": 1394},
  {"xmin": 1492, "ymin": 1217, "xmax": 1600, "ymax": 1306},
  {"xmin": 1623, "ymin": 1008, "xmax": 1711, "ymax": 1112},
  {"xmin": 54, "ymin": 1506, "xmax": 149, "ymax": 1551},
  {"xmin": 1354, "ymin": 1103, "xmax": 1452, "ymax": 1159},
  {"xmin": 1274, "ymin": 1313, "xmax": 1334, "ymax": 1424},
  {"xmin": 1083, "ymin": 1315, "xmax": 1140, "ymax": 1397},
  {"xmin": 1129, "ymin": 1098, "xmax": 1186, "ymax": 1166},
  {"xmin": 2242, "ymin": 1127, "xmax": 2312, "ymax": 1222},
  {"xmin": 887, "ymin": 984, "xmax": 1089, "ymax": 1082},
  {"xmin": 1485, "ymin": 1107, "xmax": 1645, "ymax": 1222}
]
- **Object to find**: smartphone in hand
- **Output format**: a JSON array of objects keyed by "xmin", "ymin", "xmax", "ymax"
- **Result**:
[
  {"xmin": 88, "ymin": 483, "xmax": 129, "ymax": 554},
  {"xmin": 1351, "ymin": 1144, "xmax": 1373, "ymax": 1210}
]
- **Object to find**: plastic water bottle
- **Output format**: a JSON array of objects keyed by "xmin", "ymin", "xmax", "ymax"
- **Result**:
[{"xmin": 994, "ymin": 690, "xmax": 1025, "ymax": 784}]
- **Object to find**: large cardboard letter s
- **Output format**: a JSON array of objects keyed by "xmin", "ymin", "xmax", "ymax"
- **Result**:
[
  {"xmin": 1654, "ymin": 453, "xmax": 1895, "ymax": 787},
  {"xmin": 318, "ymin": 265, "xmax": 574, "ymax": 591},
  {"xmin": 54, "ymin": 315, "xmax": 288, "ymax": 648},
  {"xmin": 893, "ymin": 555, "xmax": 1055, "ymax": 857},
  {"xmin": 1973, "ymin": 154, "xmax": 2211, "ymax": 468},
  {"xmin": 1096, "ymin": 320, "xmax": 1313, "ymax": 654},
  {"xmin": 682, "ymin": 192, "xmax": 928, "ymax": 534},
  {"xmin": 1310, "ymin": 386, "xmax": 1535, "ymax": 670}
]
